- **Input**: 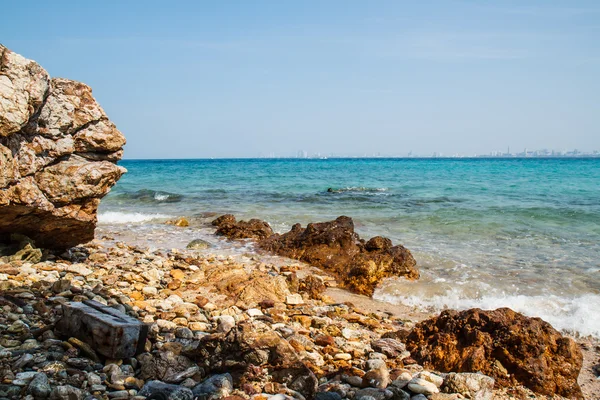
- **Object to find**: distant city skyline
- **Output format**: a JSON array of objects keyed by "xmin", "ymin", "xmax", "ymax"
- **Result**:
[
  {"xmin": 262, "ymin": 147, "xmax": 600, "ymax": 159},
  {"xmin": 120, "ymin": 147, "xmax": 600, "ymax": 159},
  {"xmin": 292, "ymin": 147, "xmax": 599, "ymax": 157},
  {"xmin": 2, "ymin": 1, "xmax": 599, "ymax": 159}
]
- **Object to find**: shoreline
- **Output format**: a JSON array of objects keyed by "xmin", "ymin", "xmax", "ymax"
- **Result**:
[
  {"xmin": 0, "ymin": 228, "xmax": 598, "ymax": 399},
  {"xmin": 95, "ymin": 221, "xmax": 600, "ymax": 399},
  {"xmin": 96, "ymin": 216, "xmax": 600, "ymax": 340}
]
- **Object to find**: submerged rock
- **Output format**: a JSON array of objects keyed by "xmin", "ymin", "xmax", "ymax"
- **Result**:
[
  {"xmin": 186, "ymin": 239, "xmax": 212, "ymax": 250},
  {"xmin": 212, "ymin": 214, "xmax": 274, "ymax": 240},
  {"xmin": 0, "ymin": 44, "xmax": 126, "ymax": 249},
  {"xmin": 259, "ymin": 216, "xmax": 419, "ymax": 295},
  {"xmin": 167, "ymin": 217, "xmax": 190, "ymax": 227},
  {"xmin": 405, "ymin": 308, "xmax": 584, "ymax": 399}
]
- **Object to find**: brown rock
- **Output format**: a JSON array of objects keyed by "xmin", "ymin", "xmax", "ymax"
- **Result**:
[
  {"xmin": 170, "ymin": 269, "xmax": 185, "ymax": 280},
  {"xmin": 203, "ymin": 263, "xmax": 291, "ymax": 306},
  {"xmin": 405, "ymin": 308, "xmax": 583, "ymax": 399},
  {"xmin": 314, "ymin": 334, "xmax": 335, "ymax": 347},
  {"xmin": 0, "ymin": 45, "xmax": 126, "ymax": 249},
  {"xmin": 211, "ymin": 213, "xmax": 236, "ymax": 227},
  {"xmin": 167, "ymin": 279, "xmax": 182, "ymax": 290},
  {"xmin": 323, "ymin": 325, "xmax": 342, "ymax": 337},
  {"xmin": 212, "ymin": 214, "xmax": 274, "ymax": 240},
  {"xmin": 185, "ymin": 321, "xmax": 318, "ymax": 398},
  {"xmin": 259, "ymin": 299, "xmax": 275, "ymax": 309},
  {"xmin": 194, "ymin": 296, "xmax": 209, "ymax": 308},
  {"xmin": 292, "ymin": 315, "xmax": 312, "ymax": 328},
  {"xmin": 298, "ymin": 275, "xmax": 327, "ymax": 300},
  {"xmin": 166, "ymin": 217, "xmax": 189, "ymax": 227},
  {"xmin": 259, "ymin": 216, "xmax": 419, "ymax": 295},
  {"xmin": 371, "ymin": 338, "xmax": 407, "ymax": 358},
  {"xmin": 138, "ymin": 350, "xmax": 195, "ymax": 381}
]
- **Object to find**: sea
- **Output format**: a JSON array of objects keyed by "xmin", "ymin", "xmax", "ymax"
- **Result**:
[{"xmin": 97, "ymin": 158, "xmax": 600, "ymax": 337}]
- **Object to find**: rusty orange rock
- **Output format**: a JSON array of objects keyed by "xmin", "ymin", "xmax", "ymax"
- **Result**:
[
  {"xmin": 212, "ymin": 214, "xmax": 274, "ymax": 240},
  {"xmin": 406, "ymin": 308, "xmax": 583, "ymax": 399},
  {"xmin": 259, "ymin": 216, "xmax": 419, "ymax": 296}
]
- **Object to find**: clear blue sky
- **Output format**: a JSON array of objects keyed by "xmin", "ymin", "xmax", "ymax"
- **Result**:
[{"xmin": 2, "ymin": 1, "xmax": 599, "ymax": 158}]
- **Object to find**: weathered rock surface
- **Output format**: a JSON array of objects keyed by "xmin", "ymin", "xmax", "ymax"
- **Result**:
[
  {"xmin": 56, "ymin": 300, "xmax": 148, "ymax": 359},
  {"xmin": 212, "ymin": 214, "xmax": 274, "ymax": 240},
  {"xmin": 0, "ymin": 44, "xmax": 125, "ymax": 249},
  {"xmin": 184, "ymin": 320, "xmax": 319, "ymax": 398},
  {"xmin": 258, "ymin": 216, "xmax": 419, "ymax": 295},
  {"xmin": 405, "ymin": 308, "xmax": 584, "ymax": 399},
  {"xmin": 441, "ymin": 373, "xmax": 494, "ymax": 400},
  {"xmin": 201, "ymin": 262, "xmax": 291, "ymax": 307}
]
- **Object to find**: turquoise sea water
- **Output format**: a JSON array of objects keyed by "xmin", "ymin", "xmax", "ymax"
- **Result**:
[{"xmin": 99, "ymin": 158, "xmax": 600, "ymax": 337}]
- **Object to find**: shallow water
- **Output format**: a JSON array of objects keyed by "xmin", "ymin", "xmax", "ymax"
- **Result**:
[{"xmin": 99, "ymin": 158, "xmax": 600, "ymax": 337}]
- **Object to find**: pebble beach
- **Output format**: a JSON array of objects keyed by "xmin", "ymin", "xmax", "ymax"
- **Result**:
[{"xmin": 0, "ymin": 220, "xmax": 598, "ymax": 399}]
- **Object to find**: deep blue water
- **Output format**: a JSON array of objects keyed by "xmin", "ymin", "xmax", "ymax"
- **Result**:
[{"xmin": 99, "ymin": 158, "xmax": 600, "ymax": 336}]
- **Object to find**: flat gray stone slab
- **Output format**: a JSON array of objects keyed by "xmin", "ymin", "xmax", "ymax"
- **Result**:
[{"xmin": 56, "ymin": 300, "xmax": 148, "ymax": 359}]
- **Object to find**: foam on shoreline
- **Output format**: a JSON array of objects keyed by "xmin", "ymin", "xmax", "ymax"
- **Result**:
[
  {"xmin": 374, "ymin": 285, "xmax": 600, "ymax": 338},
  {"xmin": 98, "ymin": 211, "xmax": 172, "ymax": 224}
]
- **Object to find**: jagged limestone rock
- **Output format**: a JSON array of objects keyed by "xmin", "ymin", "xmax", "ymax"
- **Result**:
[{"xmin": 0, "ymin": 44, "xmax": 126, "ymax": 248}]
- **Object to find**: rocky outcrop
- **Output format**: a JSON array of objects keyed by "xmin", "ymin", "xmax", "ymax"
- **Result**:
[
  {"xmin": 212, "ymin": 214, "xmax": 274, "ymax": 240},
  {"xmin": 258, "ymin": 216, "xmax": 419, "ymax": 296},
  {"xmin": 0, "ymin": 44, "xmax": 125, "ymax": 248},
  {"xmin": 405, "ymin": 308, "xmax": 584, "ymax": 399}
]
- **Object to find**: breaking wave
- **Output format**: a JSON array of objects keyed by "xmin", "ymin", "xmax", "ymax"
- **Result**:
[
  {"xmin": 98, "ymin": 211, "xmax": 172, "ymax": 224},
  {"xmin": 374, "ymin": 285, "xmax": 600, "ymax": 338}
]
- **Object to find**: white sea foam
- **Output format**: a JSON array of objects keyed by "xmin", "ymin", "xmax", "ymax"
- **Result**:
[
  {"xmin": 154, "ymin": 193, "xmax": 170, "ymax": 201},
  {"xmin": 374, "ymin": 285, "xmax": 600, "ymax": 338},
  {"xmin": 343, "ymin": 187, "xmax": 388, "ymax": 192},
  {"xmin": 98, "ymin": 211, "xmax": 172, "ymax": 224}
]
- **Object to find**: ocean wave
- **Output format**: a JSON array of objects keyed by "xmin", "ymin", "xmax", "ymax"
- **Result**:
[
  {"xmin": 326, "ymin": 187, "xmax": 389, "ymax": 194},
  {"xmin": 110, "ymin": 189, "xmax": 183, "ymax": 203},
  {"xmin": 98, "ymin": 211, "xmax": 172, "ymax": 224},
  {"xmin": 374, "ymin": 285, "xmax": 600, "ymax": 338}
]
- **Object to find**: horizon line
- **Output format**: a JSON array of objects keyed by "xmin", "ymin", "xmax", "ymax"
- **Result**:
[{"xmin": 118, "ymin": 155, "xmax": 600, "ymax": 161}]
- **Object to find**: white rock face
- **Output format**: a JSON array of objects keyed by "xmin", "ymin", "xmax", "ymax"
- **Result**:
[
  {"xmin": 0, "ymin": 46, "xmax": 49, "ymax": 137},
  {"xmin": 407, "ymin": 378, "xmax": 439, "ymax": 395},
  {"xmin": 286, "ymin": 294, "xmax": 304, "ymax": 305}
]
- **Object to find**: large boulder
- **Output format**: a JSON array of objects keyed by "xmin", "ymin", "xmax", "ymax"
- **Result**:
[
  {"xmin": 258, "ymin": 216, "xmax": 419, "ymax": 295},
  {"xmin": 405, "ymin": 308, "xmax": 583, "ymax": 399},
  {"xmin": 0, "ymin": 44, "xmax": 125, "ymax": 249}
]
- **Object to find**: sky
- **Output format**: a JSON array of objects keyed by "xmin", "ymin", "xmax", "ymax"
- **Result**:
[{"xmin": 2, "ymin": 0, "xmax": 599, "ymax": 158}]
